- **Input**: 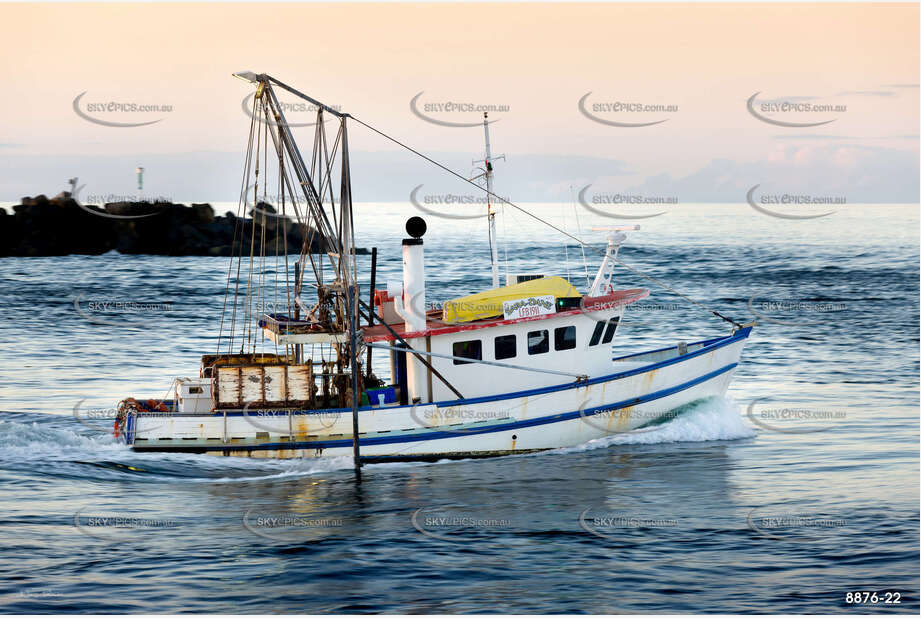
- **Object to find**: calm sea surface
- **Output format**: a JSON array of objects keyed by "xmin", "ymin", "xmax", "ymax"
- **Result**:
[{"xmin": 0, "ymin": 203, "xmax": 918, "ymax": 613}]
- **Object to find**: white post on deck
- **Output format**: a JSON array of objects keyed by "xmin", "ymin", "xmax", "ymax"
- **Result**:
[
  {"xmin": 589, "ymin": 226, "xmax": 640, "ymax": 297},
  {"xmin": 402, "ymin": 217, "xmax": 428, "ymax": 403}
]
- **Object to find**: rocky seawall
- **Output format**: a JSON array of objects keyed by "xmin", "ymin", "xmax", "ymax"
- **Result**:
[{"xmin": 0, "ymin": 194, "xmax": 337, "ymax": 257}]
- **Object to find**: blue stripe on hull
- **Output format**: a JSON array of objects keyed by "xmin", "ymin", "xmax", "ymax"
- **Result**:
[
  {"xmin": 210, "ymin": 326, "xmax": 753, "ymax": 418},
  {"xmin": 133, "ymin": 361, "xmax": 738, "ymax": 453}
]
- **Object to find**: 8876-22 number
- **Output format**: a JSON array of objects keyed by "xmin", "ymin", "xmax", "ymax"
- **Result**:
[{"xmin": 846, "ymin": 592, "xmax": 901, "ymax": 604}]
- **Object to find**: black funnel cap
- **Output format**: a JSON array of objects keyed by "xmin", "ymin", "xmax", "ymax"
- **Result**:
[{"xmin": 406, "ymin": 216, "xmax": 427, "ymax": 239}]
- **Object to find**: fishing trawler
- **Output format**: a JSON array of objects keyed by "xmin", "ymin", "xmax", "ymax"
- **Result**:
[{"xmin": 116, "ymin": 72, "xmax": 754, "ymax": 464}]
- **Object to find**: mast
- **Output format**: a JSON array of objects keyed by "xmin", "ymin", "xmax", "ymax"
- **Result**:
[
  {"xmin": 475, "ymin": 112, "xmax": 504, "ymax": 288},
  {"xmin": 229, "ymin": 71, "xmax": 364, "ymax": 477}
]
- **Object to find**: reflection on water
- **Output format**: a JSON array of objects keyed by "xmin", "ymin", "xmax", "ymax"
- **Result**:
[{"xmin": 0, "ymin": 204, "xmax": 918, "ymax": 612}]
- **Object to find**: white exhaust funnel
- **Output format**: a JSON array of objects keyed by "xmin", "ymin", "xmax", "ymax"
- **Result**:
[
  {"xmin": 401, "ymin": 217, "xmax": 428, "ymax": 403},
  {"xmin": 401, "ymin": 217, "xmax": 427, "ymax": 333}
]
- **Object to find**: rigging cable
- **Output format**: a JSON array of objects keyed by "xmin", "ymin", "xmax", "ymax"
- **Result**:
[
  {"xmin": 347, "ymin": 115, "xmax": 743, "ymax": 329},
  {"xmin": 217, "ymin": 94, "xmax": 259, "ymax": 355},
  {"xmin": 561, "ymin": 199, "xmax": 572, "ymax": 283},
  {"xmin": 571, "ymin": 184, "xmax": 591, "ymax": 290}
]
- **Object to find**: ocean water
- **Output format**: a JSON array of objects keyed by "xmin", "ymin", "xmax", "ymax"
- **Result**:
[{"xmin": 0, "ymin": 203, "xmax": 917, "ymax": 613}]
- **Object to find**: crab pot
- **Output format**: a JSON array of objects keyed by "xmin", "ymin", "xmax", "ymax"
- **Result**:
[{"xmin": 204, "ymin": 354, "xmax": 317, "ymax": 410}]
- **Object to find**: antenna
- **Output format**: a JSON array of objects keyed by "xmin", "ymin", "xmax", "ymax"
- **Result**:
[{"xmin": 471, "ymin": 112, "xmax": 505, "ymax": 288}]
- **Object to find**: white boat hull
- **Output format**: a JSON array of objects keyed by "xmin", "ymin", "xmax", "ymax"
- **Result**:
[{"xmin": 126, "ymin": 327, "xmax": 752, "ymax": 461}]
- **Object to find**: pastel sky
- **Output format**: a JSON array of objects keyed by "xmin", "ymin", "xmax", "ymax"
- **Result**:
[{"xmin": 0, "ymin": 2, "xmax": 917, "ymax": 203}]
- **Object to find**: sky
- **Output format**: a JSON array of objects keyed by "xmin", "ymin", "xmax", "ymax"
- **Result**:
[{"xmin": 0, "ymin": 1, "xmax": 918, "ymax": 204}]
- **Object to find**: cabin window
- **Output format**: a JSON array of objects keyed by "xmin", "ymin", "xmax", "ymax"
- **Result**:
[
  {"xmin": 452, "ymin": 340, "xmax": 482, "ymax": 365},
  {"xmin": 495, "ymin": 334, "xmax": 516, "ymax": 360},
  {"xmin": 527, "ymin": 330, "xmax": 549, "ymax": 355},
  {"xmin": 588, "ymin": 321, "xmax": 605, "ymax": 346},
  {"xmin": 601, "ymin": 316, "xmax": 620, "ymax": 344},
  {"xmin": 554, "ymin": 326, "xmax": 576, "ymax": 351}
]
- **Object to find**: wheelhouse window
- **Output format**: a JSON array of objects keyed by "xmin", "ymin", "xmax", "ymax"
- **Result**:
[
  {"xmin": 588, "ymin": 321, "xmax": 605, "ymax": 346},
  {"xmin": 452, "ymin": 339, "xmax": 482, "ymax": 365},
  {"xmin": 554, "ymin": 326, "xmax": 576, "ymax": 351},
  {"xmin": 495, "ymin": 334, "xmax": 516, "ymax": 360},
  {"xmin": 601, "ymin": 316, "xmax": 620, "ymax": 344},
  {"xmin": 527, "ymin": 330, "xmax": 549, "ymax": 355}
]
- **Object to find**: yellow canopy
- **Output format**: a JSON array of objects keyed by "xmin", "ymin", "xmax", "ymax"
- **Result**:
[{"xmin": 442, "ymin": 276, "xmax": 581, "ymax": 324}]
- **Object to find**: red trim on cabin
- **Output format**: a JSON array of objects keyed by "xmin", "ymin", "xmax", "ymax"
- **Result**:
[{"xmin": 362, "ymin": 288, "xmax": 650, "ymax": 342}]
